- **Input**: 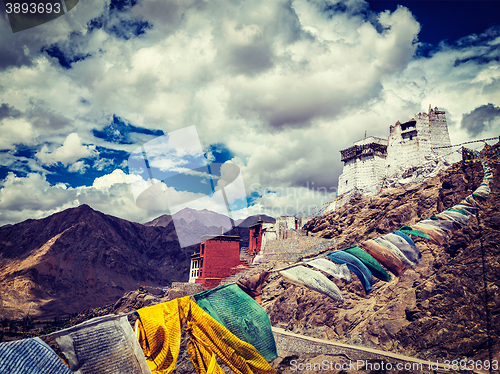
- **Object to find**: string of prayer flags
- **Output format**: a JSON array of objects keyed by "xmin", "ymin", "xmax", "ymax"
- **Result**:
[
  {"xmin": 436, "ymin": 210, "xmax": 470, "ymax": 227},
  {"xmin": 398, "ymin": 226, "xmax": 431, "ymax": 241},
  {"xmin": 279, "ymin": 265, "xmax": 344, "ymax": 302},
  {"xmin": 135, "ymin": 296, "xmax": 276, "ymax": 374},
  {"xmin": 419, "ymin": 217, "xmax": 456, "ymax": 233},
  {"xmin": 399, "ymin": 157, "xmax": 493, "ymax": 245},
  {"xmin": 391, "ymin": 231, "xmax": 422, "ymax": 263},
  {"xmin": 303, "ymin": 257, "xmax": 352, "ymax": 283},
  {"xmin": 0, "ymin": 337, "xmax": 73, "ymax": 374},
  {"xmin": 432, "ymin": 136, "xmax": 500, "ymax": 150},
  {"xmin": 325, "ymin": 251, "xmax": 373, "ymax": 294},
  {"xmin": 379, "ymin": 233, "xmax": 420, "ymax": 268},
  {"xmin": 341, "ymin": 245, "xmax": 391, "ymax": 282},
  {"xmin": 194, "ymin": 283, "xmax": 277, "ymax": 361},
  {"xmin": 359, "ymin": 239, "xmax": 406, "ymax": 277},
  {"xmin": 371, "ymin": 237, "xmax": 416, "ymax": 269},
  {"xmin": 49, "ymin": 314, "xmax": 151, "ymax": 374},
  {"xmin": 404, "ymin": 222, "xmax": 449, "ymax": 245}
]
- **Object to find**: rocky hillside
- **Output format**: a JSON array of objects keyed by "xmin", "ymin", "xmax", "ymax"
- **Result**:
[
  {"xmin": 263, "ymin": 158, "xmax": 500, "ymax": 364},
  {"xmin": 0, "ymin": 205, "xmax": 198, "ymax": 319}
]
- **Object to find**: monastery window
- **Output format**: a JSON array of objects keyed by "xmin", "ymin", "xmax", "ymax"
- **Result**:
[
  {"xmin": 201, "ymin": 243, "xmax": 205, "ymax": 254},
  {"xmin": 190, "ymin": 260, "xmax": 199, "ymax": 279},
  {"xmin": 401, "ymin": 120, "xmax": 416, "ymax": 131},
  {"xmin": 402, "ymin": 130, "xmax": 417, "ymax": 140}
]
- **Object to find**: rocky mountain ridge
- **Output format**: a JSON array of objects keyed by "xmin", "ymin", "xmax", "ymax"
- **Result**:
[
  {"xmin": 0, "ymin": 204, "xmax": 196, "ymax": 319},
  {"xmin": 262, "ymin": 157, "xmax": 500, "ymax": 365},
  {"xmin": 0, "ymin": 205, "xmax": 274, "ymax": 320},
  {"xmin": 53, "ymin": 156, "xmax": 499, "ymax": 372}
]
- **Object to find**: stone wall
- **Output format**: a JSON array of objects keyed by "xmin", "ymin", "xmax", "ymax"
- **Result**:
[
  {"xmin": 386, "ymin": 120, "xmax": 422, "ymax": 177},
  {"xmin": 429, "ymin": 110, "xmax": 453, "ymax": 161},
  {"xmin": 273, "ymin": 328, "xmax": 453, "ymax": 373},
  {"xmin": 356, "ymin": 154, "xmax": 387, "ymax": 194},
  {"xmin": 255, "ymin": 234, "xmax": 335, "ymax": 262},
  {"xmin": 170, "ymin": 282, "xmax": 206, "ymax": 294},
  {"xmin": 325, "ymin": 188, "xmax": 360, "ymax": 213},
  {"xmin": 338, "ymin": 158, "xmax": 357, "ymax": 195},
  {"xmin": 340, "ymin": 108, "xmax": 453, "ymax": 197},
  {"xmin": 261, "ymin": 222, "xmax": 277, "ymax": 249},
  {"xmin": 338, "ymin": 137, "xmax": 388, "ymax": 195},
  {"xmin": 298, "ymin": 216, "xmax": 312, "ymax": 228},
  {"xmin": 338, "ymin": 154, "xmax": 387, "ymax": 196}
]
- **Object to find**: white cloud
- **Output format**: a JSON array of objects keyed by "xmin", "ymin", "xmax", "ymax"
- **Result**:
[
  {"xmin": 0, "ymin": 118, "xmax": 35, "ymax": 149},
  {"xmin": 36, "ymin": 133, "xmax": 98, "ymax": 166},
  {"xmin": 0, "ymin": 0, "xmax": 499, "ymax": 224},
  {"xmin": 92, "ymin": 168, "xmax": 131, "ymax": 190},
  {"xmin": 0, "ymin": 170, "xmax": 161, "ymax": 226},
  {"xmin": 0, "ymin": 173, "xmax": 76, "ymax": 222},
  {"xmin": 68, "ymin": 160, "xmax": 89, "ymax": 174},
  {"xmin": 93, "ymin": 157, "xmax": 115, "ymax": 171}
]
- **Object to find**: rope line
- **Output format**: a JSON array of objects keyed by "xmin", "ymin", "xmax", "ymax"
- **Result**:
[{"xmin": 431, "ymin": 136, "xmax": 500, "ymax": 149}]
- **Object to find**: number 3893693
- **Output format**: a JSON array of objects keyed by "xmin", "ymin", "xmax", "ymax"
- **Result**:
[{"xmin": 5, "ymin": 2, "xmax": 61, "ymax": 14}]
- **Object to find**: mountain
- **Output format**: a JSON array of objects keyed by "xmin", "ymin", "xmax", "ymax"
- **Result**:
[
  {"xmin": 147, "ymin": 209, "xmax": 275, "ymax": 230},
  {"xmin": 173, "ymin": 208, "xmax": 235, "ymax": 228},
  {"xmin": 144, "ymin": 214, "xmax": 173, "ymax": 227},
  {"xmin": 145, "ymin": 210, "xmax": 275, "ymax": 248},
  {"xmin": 235, "ymin": 214, "xmax": 276, "ymax": 228},
  {"xmin": 0, "ymin": 204, "xmax": 276, "ymax": 320},
  {"xmin": 0, "ymin": 205, "xmax": 197, "ymax": 319},
  {"xmin": 145, "ymin": 209, "xmax": 232, "ymax": 248}
]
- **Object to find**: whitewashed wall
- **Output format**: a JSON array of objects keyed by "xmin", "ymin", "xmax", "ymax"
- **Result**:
[{"xmin": 339, "ymin": 108, "xmax": 452, "ymax": 196}]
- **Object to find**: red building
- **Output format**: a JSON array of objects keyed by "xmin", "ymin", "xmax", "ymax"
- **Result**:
[
  {"xmin": 249, "ymin": 219, "xmax": 263, "ymax": 256},
  {"xmin": 188, "ymin": 235, "xmax": 247, "ymax": 289},
  {"xmin": 248, "ymin": 217, "xmax": 275, "ymax": 256}
]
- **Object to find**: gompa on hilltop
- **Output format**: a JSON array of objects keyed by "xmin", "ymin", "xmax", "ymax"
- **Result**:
[{"xmin": 338, "ymin": 107, "xmax": 453, "ymax": 196}]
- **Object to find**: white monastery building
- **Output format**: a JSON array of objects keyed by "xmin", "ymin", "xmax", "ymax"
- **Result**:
[{"xmin": 338, "ymin": 107, "xmax": 453, "ymax": 196}]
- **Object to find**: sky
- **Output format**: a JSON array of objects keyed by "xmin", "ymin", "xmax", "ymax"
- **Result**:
[{"xmin": 0, "ymin": 0, "xmax": 499, "ymax": 226}]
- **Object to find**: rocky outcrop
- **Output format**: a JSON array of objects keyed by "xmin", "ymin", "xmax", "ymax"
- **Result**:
[{"xmin": 264, "ymin": 158, "xmax": 500, "ymax": 364}]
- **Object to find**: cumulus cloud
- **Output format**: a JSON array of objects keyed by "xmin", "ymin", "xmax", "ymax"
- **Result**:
[
  {"xmin": 0, "ymin": 172, "xmax": 75, "ymax": 213},
  {"xmin": 0, "ymin": 0, "xmax": 499, "ymax": 225},
  {"xmin": 36, "ymin": 133, "xmax": 98, "ymax": 166},
  {"xmin": 461, "ymin": 103, "xmax": 500, "ymax": 136},
  {"xmin": 68, "ymin": 160, "xmax": 89, "ymax": 174},
  {"xmin": 0, "ymin": 170, "xmax": 161, "ymax": 226},
  {"xmin": 0, "ymin": 118, "xmax": 36, "ymax": 150},
  {"xmin": 93, "ymin": 158, "xmax": 115, "ymax": 171},
  {"xmin": 0, "ymin": 104, "xmax": 21, "ymax": 120}
]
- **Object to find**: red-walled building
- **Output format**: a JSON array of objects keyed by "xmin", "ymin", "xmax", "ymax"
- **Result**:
[
  {"xmin": 248, "ymin": 217, "xmax": 275, "ymax": 256},
  {"xmin": 188, "ymin": 235, "xmax": 247, "ymax": 289}
]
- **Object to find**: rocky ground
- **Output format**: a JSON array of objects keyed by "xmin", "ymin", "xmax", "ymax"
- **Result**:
[
  {"xmin": 263, "ymin": 158, "xmax": 500, "ymax": 368},
  {"xmin": 69, "ymin": 154, "xmax": 499, "ymax": 373},
  {"xmin": 3, "ymin": 156, "xmax": 498, "ymax": 373}
]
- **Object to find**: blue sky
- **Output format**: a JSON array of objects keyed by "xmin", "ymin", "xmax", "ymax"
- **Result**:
[{"xmin": 0, "ymin": 0, "xmax": 499, "ymax": 225}]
